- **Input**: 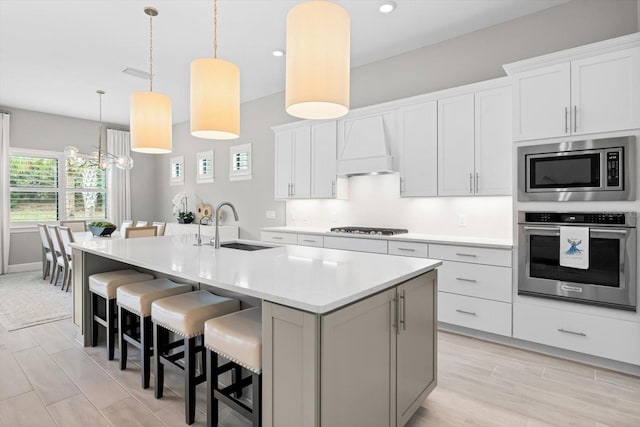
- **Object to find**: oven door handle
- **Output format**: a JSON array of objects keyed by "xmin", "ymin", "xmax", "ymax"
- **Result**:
[
  {"xmin": 523, "ymin": 226, "xmax": 560, "ymax": 232},
  {"xmin": 590, "ymin": 228, "xmax": 629, "ymax": 236}
]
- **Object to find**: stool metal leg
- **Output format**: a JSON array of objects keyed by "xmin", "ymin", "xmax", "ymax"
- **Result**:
[
  {"xmin": 233, "ymin": 365, "xmax": 243, "ymax": 398},
  {"xmin": 252, "ymin": 372, "xmax": 262, "ymax": 427},
  {"xmin": 141, "ymin": 316, "xmax": 152, "ymax": 389},
  {"xmin": 118, "ymin": 306, "xmax": 128, "ymax": 370},
  {"xmin": 154, "ymin": 323, "xmax": 165, "ymax": 399},
  {"xmin": 185, "ymin": 336, "xmax": 196, "ymax": 425},
  {"xmin": 206, "ymin": 350, "xmax": 219, "ymax": 427},
  {"xmin": 91, "ymin": 293, "xmax": 99, "ymax": 347}
]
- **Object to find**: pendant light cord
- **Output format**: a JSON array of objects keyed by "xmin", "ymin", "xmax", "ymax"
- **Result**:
[
  {"xmin": 149, "ymin": 12, "xmax": 154, "ymax": 92},
  {"xmin": 98, "ymin": 92, "xmax": 103, "ymax": 164},
  {"xmin": 213, "ymin": 0, "xmax": 218, "ymax": 59}
]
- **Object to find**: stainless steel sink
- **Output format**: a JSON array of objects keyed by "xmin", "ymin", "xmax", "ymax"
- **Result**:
[{"xmin": 220, "ymin": 242, "xmax": 273, "ymax": 251}]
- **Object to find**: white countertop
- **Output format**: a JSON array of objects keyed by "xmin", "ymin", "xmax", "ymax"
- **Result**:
[
  {"xmin": 261, "ymin": 226, "xmax": 513, "ymax": 249},
  {"xmin": 71, "ymin": 235, "xmax": 440, "ymax": 314}
]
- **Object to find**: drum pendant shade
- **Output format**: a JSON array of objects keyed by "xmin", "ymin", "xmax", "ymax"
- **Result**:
[{"xmin": 130, "ymin": 92, "xmax": 172, "ymax": 154}]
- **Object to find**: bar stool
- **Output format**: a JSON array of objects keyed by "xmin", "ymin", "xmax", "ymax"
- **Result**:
[
  {"xmin": 204, "ymin": 307, "xmax": 262, "ymax": 427},
  {"xmin": 117, "ymin": 278, "xmax": 193, "ymax": 388},
  {"xmin": 89, "ymin": 269, "xmax": 154, "ymax": 360},
  {"xmin": 151, "ymin": 290, "xmax": 240, "ymax": 425}
]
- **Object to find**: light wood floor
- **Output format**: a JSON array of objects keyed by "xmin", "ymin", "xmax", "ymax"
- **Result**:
[{"xmin": 0, "ymin": 318, "xmax": 639, "ymax": 427}]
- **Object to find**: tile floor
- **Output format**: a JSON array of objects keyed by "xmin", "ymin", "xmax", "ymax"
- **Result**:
[{"xmin": 1, "ymin": 317, "xmax": 639, "ymax": 426}]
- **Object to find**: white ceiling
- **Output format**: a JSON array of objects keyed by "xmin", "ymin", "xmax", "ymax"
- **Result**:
[{"xmin": 0, "ymin": 0, "xmax": 567, "ymax": 126}]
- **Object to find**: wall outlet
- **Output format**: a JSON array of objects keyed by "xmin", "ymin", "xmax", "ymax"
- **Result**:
[
  {"xmin": 265, "ymin": 210, "xmax": 276, "ymax": 219},
  {"xmin": 457, "ymin": 214, "xmax": 467, "ymax": 227}
]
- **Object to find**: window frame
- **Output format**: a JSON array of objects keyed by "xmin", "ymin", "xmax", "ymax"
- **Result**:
[{"xmin": 8, "ymin": 147, "xmax": 108, "ymax": 228}]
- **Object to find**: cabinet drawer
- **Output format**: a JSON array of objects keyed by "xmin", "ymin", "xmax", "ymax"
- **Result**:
[
  {"xmin": 323, "ymin": 236, "xmax": 388, "ymax": 254},
  {"xmin": 438, "ymin": 261, "xmax": 512, "ymax": 302},
  {"xmin": 297, "ymin": 234, "xmax": 324, "ymax": 247},
  {"xmin": 429, "ymin": 244, "xmax": 512, "ymax": 267},
  {"xmin": 388, "ymin": 241, "xmax": 428, "ymax": 258},
  {"xmin": 260, "ymin": 231, "xmax": 297, "ymax": 245},
  {"xmin": 438, "ymin": 292, "xmax": 511, "ymax": 336},
  {"xmin": 513, "ymin": 303, "xmax": 640, "ymax": 365}
]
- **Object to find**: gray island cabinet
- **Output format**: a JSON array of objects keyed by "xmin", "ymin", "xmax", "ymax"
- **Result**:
[{"xmin": 70, "ymin": 236, "xmax": 440, "ymax": 427}]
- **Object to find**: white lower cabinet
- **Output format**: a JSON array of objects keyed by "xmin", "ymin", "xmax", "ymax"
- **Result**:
[
  {"xmin": 260, "ymin": 231, "xmax": 297, "ymax": 245},
  {"xmin": 297, "ymin": 233, "xmax": 324, "ymax": 247},
  {"xmin": 439, "ymin": 292, "xmax": 512, "ymax": 336},
  {"xmin": 323, "ymin": 236, "xmax": 388, "ymax": 254},
  {"xmin": 513, "ymin": 303, "xmax": 640, "ymax": 365},
  {"xmin": 388, "ymin": 241, "xmax": 428, "ymax": 258},
  {"xmin": 437, "ymin": 261, "xmax": 511, "ymax": 303}
]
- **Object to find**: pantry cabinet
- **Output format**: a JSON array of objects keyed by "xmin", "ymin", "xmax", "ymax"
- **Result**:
[
  {"xmin": 274, "ymin": 127, "xmax": 311, "ymax": 199},
  {"xmin": 438, "ymin": 83, "xmax": 512, "ymax": 196},
  {"xmin": 507, "ymin": 40, "xmax": 640, "ymax": 141}
]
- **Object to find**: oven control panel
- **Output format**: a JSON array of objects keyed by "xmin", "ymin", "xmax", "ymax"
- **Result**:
[{"xmin": 524, "ymin": 212, "xmax": 627, "ymax": 225}]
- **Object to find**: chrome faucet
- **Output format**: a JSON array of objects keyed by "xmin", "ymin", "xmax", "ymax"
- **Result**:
[
  {"xmin": 213, "ymin": 202, "xmax": 239, "ymax": 248},
  {"xmin": 195, "ymin": 215, "xmax": 211, "ymax": 246}
]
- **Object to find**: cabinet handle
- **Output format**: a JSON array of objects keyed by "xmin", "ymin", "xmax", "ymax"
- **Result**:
[
  {"xmin": 302, "ymin": 239, "xmax": 315, "ymax": 243},
  {"xmin": 456, "ymin": 277, "xmax": 477, "ymax": 283},
  {"xmin": 287, "ymin": 183, "xmax": 291, "ymax": 197},
  {"xmin": 573, "ymin": 105, "xmax": 577, "ymax": 133},
  {"xmin": 393, "ymin": 294, "xmax": 399, "ymax": 335},
  {"xmin": 557, "ymin": 328, "xmax": 586, "ymax": 337},
  {"xmin": 272, "ymin": 236, "xmax": 283, "ymax": 240},
  {"xmin": 331, "ymin": 180, "xmax": 336, "ymax": 197},
  {"xmin": 399, "ymin": 177, "xmax": 404, "ymax": 194},
  {"xmin": 397, "ymin": 247, "xmax": 416, "ymax": 252},
  {"xmin": 475, "ymin": 172, "xmax": 479, "ymax": 194},
  {"xmin": 456, "ymin": 309, "xmax": 477, "ymax": 316},
  {"xmin": 564, "ymin": 107, "xmax": 569, "ymax": 134},
  {"xmin": 469, "ymin": 173, "xmax": 473, "ymax": 194},
  {"xmin": 455, "ymin": 253, "xmax": 477, "ymax": 258},
  {"xmin": 291, "ymin": 183, "xmax": 295, "ymax": 196},
  {"xmin": 400, "ymin": 289, "xmax": 406, "ymax": 331}
]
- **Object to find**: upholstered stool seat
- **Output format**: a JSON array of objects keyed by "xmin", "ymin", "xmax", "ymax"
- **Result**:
[
  {"xmin": 205, "ymin": 307, "xmax": 262, "ymax": 427},
  {"xmin": 116, "ymin": 278, "xmax": 192, "ymax": 388},
  {"xmin": 151, "ymin": 290, "xmax": 240, "ymax": 425},
  {"xmin": 89, "ymin": 269, "xmax": 154, "ymax": 360}
]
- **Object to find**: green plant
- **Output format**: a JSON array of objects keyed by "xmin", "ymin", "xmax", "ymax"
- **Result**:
[
  {"xmin": 89, "ymin": 221, "xmax": 116, "ymax": 228},
  {"xmin": 178, "ymin": 211, "xmax": 194, "ymax": 220}
]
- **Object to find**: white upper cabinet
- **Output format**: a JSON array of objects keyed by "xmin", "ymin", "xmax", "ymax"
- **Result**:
[
  {"xmin": 398, "ymin": 101, "xmax": 438, "ymax": 197},
  {"xmin": 505, "ymin": 34, "xmax": 640, "ymax": 141},
  {"xmin": 274, "ymin": 126, "xmax": 311, "ymax": 199},
  {"xmin": 438, "ymin": 93, "xmax": 475, "ymax": 196},
  {"xmin": 571, "ymin": 47, "xmax": 640, "ymax": 135},
  {"xmin": 311, "ymin": 121, "xmax": 338, "ymax": 198},
  {"xmin": 512, "ymin": 63, "xmax": 571, "ymax": 141},
  {"xmin": 474, "ymin": 85, "xmax": 513, "ymax": 196}
]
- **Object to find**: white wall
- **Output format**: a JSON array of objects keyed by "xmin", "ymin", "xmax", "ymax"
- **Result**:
[
  {"xmin": 286, "ymin": 175, "xmax": 513, "ymax": 239},
  {"xmin": 1, "ymin": 107, "xmax": 157, "ymax": 266}
]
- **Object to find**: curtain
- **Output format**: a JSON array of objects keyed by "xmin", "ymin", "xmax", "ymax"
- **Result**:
[
  {"xmin": 106, "ymin": 129, "xmax": 131, "ymax": 229},
  {"xmin": 0, "ymin": 113, "xmax": 10, "ymax": 274}
]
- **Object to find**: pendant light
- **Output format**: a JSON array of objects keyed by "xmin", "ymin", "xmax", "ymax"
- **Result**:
[
  {"xmin": 190, "ymin": 0, "xmax": 240, "ymax": 139},
  {"xmin": 65, "ymin": 90, "xmax": 134, "ymax": 170},
  {"xmin": 130, "ymin": 6, "xmax": 172, "ymax": 153},
  {"xmin": 285, "ymin": 0, "xmax": 350, "ymax": 120}
]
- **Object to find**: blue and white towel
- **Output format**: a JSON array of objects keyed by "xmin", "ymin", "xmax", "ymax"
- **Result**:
[{"xmin": 559, "ymin": 226, "xmax": 589, "ymax": 269}]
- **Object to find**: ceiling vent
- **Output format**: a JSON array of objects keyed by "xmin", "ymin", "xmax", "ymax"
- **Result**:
[{"xmin": 122, "ymin": 67, "xmax": 151, "ymax": 80}]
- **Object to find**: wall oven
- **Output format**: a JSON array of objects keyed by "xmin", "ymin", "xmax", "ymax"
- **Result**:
[
  {"xmin": 518, "ymin": 136, "xmax": 635, "ymax": 202},
  {"xmin": 518, "ymin": 211, "xmax": 637, "ymax": 311}
]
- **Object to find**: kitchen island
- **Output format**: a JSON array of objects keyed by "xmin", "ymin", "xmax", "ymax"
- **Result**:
[{"xmin": 70, "ymin": 235, "xmax": 441, "ymax": 427}]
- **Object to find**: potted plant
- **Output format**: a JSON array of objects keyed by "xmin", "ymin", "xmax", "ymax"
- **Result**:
[
  {"xmin": 178, "ymin": 211, "xmax": 195, "ymax": 224},
  {"xmin": 89, "ymin": 221, "xmax": 117, "ymax": 237}
]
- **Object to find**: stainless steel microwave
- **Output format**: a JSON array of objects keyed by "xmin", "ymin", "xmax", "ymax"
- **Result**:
[{"xmin": 518, "ymin": 136, "xmax": 635, "ymax": 202}]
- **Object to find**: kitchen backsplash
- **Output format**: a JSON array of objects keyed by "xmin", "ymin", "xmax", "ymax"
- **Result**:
[{"xmin": 285, "ymin": 174, "xmax": 512, "ymax": 239}]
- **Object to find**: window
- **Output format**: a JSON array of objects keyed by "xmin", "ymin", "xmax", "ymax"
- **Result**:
[
  {"xmin": 229, "ymin": 143, "xmax": 252, "ymax": 181},
  {"xmin": 170, "ymin": 155, "xmax": 184, "ymax": 186},
  {"xmin": 8, "ymin": 148, "xmax": 107, "ymax": 224},
  {"xmin": 197, "ymin": 150, "xmax": 214, "ymax": 184}
]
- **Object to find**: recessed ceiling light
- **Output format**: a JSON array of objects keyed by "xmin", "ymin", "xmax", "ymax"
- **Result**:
[
  {"xmin": 122, "ymin": 67, "xmax": 151, "ymax": 80},
  {"xmin": 379, "ymin": 1, "xmax": 396, "ymax": 14},
  {"xmin": 272, "ymin": 50, "xmax": 285, "ymax": 57}
]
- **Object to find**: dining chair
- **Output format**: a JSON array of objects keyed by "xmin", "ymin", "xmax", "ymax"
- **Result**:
[
  {"xmin": 152, "ymin": 221, "xmax": 166, "ymax": 236},
  {"xmin": 58, "ymin": 226, "xmax": 75, "ymax": 292},
  {"xmin": 47, "ymin": 225, "xmax": 65, "ymax": 287},
  {"xmin": 135, "ymin": 220, "xmax": 149, "ymax": 227},
  {"xmin": 37, "ymin": 224, "xmax": 55, "ymax": 280},
  {"xmin": 125, "ymin": 226, "xmax": 158, "ymax": 239},
  {"xmin": 60, "ymin": 220, "xmax": 87, "ymax": 232}
]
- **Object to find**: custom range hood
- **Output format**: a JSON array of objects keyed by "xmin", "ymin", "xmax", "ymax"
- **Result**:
[{"xmin": 337, "ymin": 112, "xmax": 396, "ymax": 176}]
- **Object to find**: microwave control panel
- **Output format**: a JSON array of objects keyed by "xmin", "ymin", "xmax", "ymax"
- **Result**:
[{"xmin": 606, "ymin": 151, "xmax": 621, "ymax": 188}]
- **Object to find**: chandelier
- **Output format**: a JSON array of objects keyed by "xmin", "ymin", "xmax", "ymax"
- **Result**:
[{"xmin": 64, "ymin": 90, "xmax": 134, "ymax": 170}]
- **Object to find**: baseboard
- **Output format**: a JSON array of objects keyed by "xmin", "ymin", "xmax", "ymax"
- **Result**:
[
  {"xmin": 6, "ymin": 262, "xmax": 41, "ymax": 273},
  {"xmin": 438, "ymin": 322, "xmax": 640, "ymax": 377}
]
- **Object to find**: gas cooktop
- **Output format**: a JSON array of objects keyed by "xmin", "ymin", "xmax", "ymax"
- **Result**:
[{"xmin": 329, "ymin": 227, "xmax": 409, "ymax": 236}]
